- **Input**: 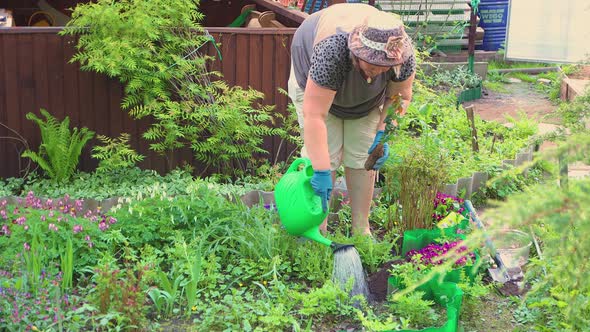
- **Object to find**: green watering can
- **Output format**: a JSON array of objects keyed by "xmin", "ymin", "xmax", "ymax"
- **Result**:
[{"xmin": 274, "ymin": 158, "xmax": 352, "ymax": 252}]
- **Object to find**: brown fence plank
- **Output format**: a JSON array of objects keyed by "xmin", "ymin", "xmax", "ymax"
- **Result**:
[
  {"xmin": 32, "ymin": 34, "xmax": 49, "ymax": 115},
  {"xmin": 17, "ymin": 34, "xmax": 37, "ymax": 167},
  {"xmin": 93, "ymin": 74, "xmax": 110, "ymax": 136},
  {"xmin": 0, "ymin": 35, "xmax": 7, "ymax": 174},
  {"xmin": 260, "ymin": 34, "xmax": 276, "ymax": 163},
  {"xmin": 1, "ymin": 34, "xmax": 21, "ymax": 177},
  {"xmin": 63, "ymin": 35, "xmax": 80, "ymax": 127},
  {"xmin": 249, "ymin": 34, "xmax": 263, "ymax": 92},
  {"xmin": 46, "ymin": 34, "xmax": 65, "ymax": 121},
  {"xmin": 274, "ymin": 33, "xmax": 291, "ymax": 163},
  {"xmin": 235, "ymin": 33, "xmax": 250, "ymax": 89},
  {"xmin": 220, "ymin": 33, "xmax": 236, "ymax": 85},
  {"xmin": 108, "ymin": 81, "xmax": 123, "ymax": 138},
  {"xmin": 77, "ymin": 64, "xmax": 95, "ymax": 171}
]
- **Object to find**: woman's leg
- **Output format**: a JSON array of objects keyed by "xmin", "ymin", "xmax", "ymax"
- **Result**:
[
  {"xmin": 344, "ymin": 168, "xmax": 375, "ymax": 235},
  {"xmin": 342, "ymin": 106, "xmax": 382, "ymax": 236}
]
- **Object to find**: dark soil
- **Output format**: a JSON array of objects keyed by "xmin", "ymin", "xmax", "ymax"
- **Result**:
[{"xmin": 366, "ymin": 259, "xmax": 405, "ymax": 302}]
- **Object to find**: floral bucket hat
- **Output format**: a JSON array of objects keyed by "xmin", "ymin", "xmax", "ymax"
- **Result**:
[{"xmin": 348, "ymin": 11, "xmax": 413, "ymax": 67}]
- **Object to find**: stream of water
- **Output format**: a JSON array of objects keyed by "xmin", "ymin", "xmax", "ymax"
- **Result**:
[{"xmin": 332, "ymin": 246, "xmax": 370, "ymax": 301}]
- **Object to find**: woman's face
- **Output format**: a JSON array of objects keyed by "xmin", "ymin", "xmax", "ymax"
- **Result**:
[{"xmin": 357, "ymin": 59, "xmax": 391, "ymax": 80}]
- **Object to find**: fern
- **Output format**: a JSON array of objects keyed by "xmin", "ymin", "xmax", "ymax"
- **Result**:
[{"xmin": 22, "ymin": 109, "xmax": 95, "ymax": 181}]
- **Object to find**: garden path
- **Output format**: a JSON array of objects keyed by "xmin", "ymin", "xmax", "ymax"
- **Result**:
[{"xmin": 466, "ymin": 80, "xmax": 590, "ymax": 179}]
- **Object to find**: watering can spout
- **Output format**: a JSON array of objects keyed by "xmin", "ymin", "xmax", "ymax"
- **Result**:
[
  {"xmin": 330, "ymin": 242, "xmax": 354, "ymax": 253},
  {"xmin": 302, "ymin": 227, "xmax": 332, "ymax": 247}
]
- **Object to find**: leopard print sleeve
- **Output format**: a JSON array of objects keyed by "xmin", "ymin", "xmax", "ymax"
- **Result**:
[
  {"xmin": 308, "ymin": 34, "xmax": 352, "ymax": 91},
  {"xmin": 390, "ymin": 53, "xmax": 416, "ymax": 82}
]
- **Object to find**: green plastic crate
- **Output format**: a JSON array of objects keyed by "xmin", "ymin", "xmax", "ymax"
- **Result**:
[{"xmin": 457, "ymin": 84, "xmax": 482, "ymax": 104}]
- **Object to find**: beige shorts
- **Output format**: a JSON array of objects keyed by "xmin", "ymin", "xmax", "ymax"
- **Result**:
[{"xmin": 287, "ymin": 66, "xmax": 382, "ymax": 171}]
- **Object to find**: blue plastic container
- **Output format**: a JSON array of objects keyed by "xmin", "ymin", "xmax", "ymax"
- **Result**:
[
  {"xmin": 303, "ymin": 0, "xmax": 328, "ymax": 13},
  {"xmin": 477, "ymin": 0, "xmax": 510, "ymax": 51}
]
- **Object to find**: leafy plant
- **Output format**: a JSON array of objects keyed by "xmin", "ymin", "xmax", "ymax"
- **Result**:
[
  {"xmin": 20, "ymin": 167, "xmax": 194, "ymax": 200},
  {"xmin": 0, "ymin": 192, "xmax": 111, "ymax": 276},
  {"xmin": 92, "ymin": 133, "xmax": 145, "ymax": 172},
  {"xmin": 0, "ymin": 270, "xmax": 89, "ymax": 331},
  {"xmin": 556, "ymin": 87, "xmax": 590, "ymax": 133},
  {"xmin": 390, "ymin": 132, "xmax": 451, "ymax": 232},
  {"xmin": 86, "ymin": 255, "xmax": 152, "ymax": 330},
  {"xmin": 389, "ymin": 290, "xmax": 441, "ymax": 328},
  {"xmin": 62, "ymin": 0, "xmax": 288, "ymax": 177},
  {"xmin": 429, "ymin": 65, "xmax": 482, "ymax": 91},
  {"xmin": 21, "ymin": 109, "xmax": 94, "ymax": 182}
]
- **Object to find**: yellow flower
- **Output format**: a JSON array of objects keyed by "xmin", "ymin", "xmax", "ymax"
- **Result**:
[
  {"xmin": 262, "ymin": 280, "xmax": 267, "ymax": 286},
  {"xmin": 191, "ymin": 306, "xmax": 197, "ymax": 311},
  {"xmin": 239, "ymin": 282, "xmax": 244, "ymax": 287},
  {"xmin": 32, "ymin": 327, "xmax": 39, "ymax": 331}
]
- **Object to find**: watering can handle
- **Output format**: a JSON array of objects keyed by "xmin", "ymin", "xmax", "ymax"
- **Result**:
[{"xmin": 286, "ymin": 158, "xmax": 312, "ymax": 174}]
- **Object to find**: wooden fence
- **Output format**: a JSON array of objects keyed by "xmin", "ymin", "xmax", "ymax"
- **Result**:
[{"xmin": 0, "ymin": 27, "xmax": 297, "ymax": 179}]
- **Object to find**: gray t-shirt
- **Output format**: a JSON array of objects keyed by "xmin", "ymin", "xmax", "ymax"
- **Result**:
[{"xmin": 291, "ymin": 10, "xmax": 415, "ymax": 119}]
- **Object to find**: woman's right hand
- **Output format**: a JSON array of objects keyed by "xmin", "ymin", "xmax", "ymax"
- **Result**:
[{"xmin": 310, "ymin": 170, "xmax": 332, "ymax": 212}]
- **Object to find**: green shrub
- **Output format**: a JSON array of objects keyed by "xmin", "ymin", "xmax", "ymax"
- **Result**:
[
  {"xmin": 62, "ymin": 0, "xmax": 290, "ymax": 177},
  {"xmin": 21, "ymin": 109, "xmax": 94, "ymax": 182}
]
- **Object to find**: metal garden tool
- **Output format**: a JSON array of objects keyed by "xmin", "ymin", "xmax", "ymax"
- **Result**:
[
  {"xmin": 274, "ymin": 157, "xmax": 353, "ymax": 253},
  {"xmin": 464, "ymin": 200, "xmax": 523, "ymax": 283}
]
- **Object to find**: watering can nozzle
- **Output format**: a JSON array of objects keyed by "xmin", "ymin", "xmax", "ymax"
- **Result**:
[{"xmin": 330, "ymin": 242, "xmax": 354, "ymax": 253}]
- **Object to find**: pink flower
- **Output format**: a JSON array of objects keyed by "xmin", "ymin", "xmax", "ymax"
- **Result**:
[
  {"xmin": 73, "ymin": 224, "xmax": 83, "ymax": 234},
  {"xmin": 0, "ymin": 210, "xmax": 7, "ymax": 219},
  {"xmin": 1, "ymin": 224, "xmax": 10, "ymax": 236},
  {"xmin": 48, "ymin": 223, "xmax": 58, "ymax": 232},
  {"xmin": 23, "ymin": 242, "xmax": 30, "ymax": 251}
]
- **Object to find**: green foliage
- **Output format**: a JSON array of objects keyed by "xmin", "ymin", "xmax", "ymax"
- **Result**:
[
  {"xmin": 556, "ymin": 87, "xmax": 590, "ymax": 133},
  {"xmin": 389, "ymin": 291, "xmax": 441, "ymax": 328},
  {"xmin": 0, "ymin": 270, "xmax": 89, "ymax": 331},
  {"xmin": 331, "ymin": 233, "xmax": 397, "ymax": 274},
  {"xmin": 457, "ymin": 133, "xmax": 590, "ymax": 331},
  {"xmin": 472, "ymin": 161, "xmax": 549, "ymax": 202},
  {"xmin": 0, "ymin": 193, "xmax": 109, "ymax": 278},
  {"xmin": 62, "ymin": 0, "xmax": 289, "ymax": 177},
  {"xmin": 427, "ymin": 65, "xmax": 482, "ymax": 92},
  {"xmin": 92, "ymin": 133, "xmax": 145, "ymax": 172},
  {"xmin": 19, "ymin": 167, "xmax": 194, "ymax": 200},
  {"xmin": 85, "ymin": 252, "xmax": 155, "ymax": 330},
  {"xmin": 388, "ymin": 132, "xmax": 451, "ymax": 231},
  {"xmin": 21, "ymin": 109, "xmax": 94, "ymax": 182}
]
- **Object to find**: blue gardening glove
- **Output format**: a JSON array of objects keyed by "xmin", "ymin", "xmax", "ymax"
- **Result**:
[
  {"xmin": 368, "ymin": 130, "xmax": 390, "ymax": 170},
  {"xmin": 310, "ymin": 170, "xmax": 332, "ymax": 213}
]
